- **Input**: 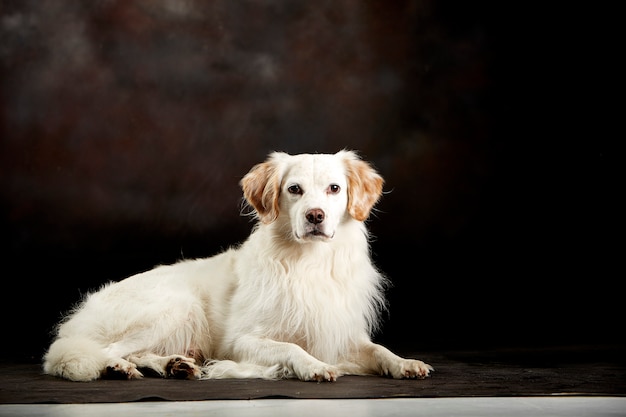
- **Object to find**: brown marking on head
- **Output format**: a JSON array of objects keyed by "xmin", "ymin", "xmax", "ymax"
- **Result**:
[
  {"xmin": 240, "ymin": 152, "xmax": 286, "ymax": 224},
  {"xmin": 339, "ymin": 150, "xmax": 384, "ymax": 221}
]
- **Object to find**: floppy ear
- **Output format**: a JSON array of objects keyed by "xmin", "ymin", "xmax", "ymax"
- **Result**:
[
  {"xmin": 240, "ymin": 152, "xmax": 286, "ymax": 224},
  {"xmin": 340, "ymin": 150, "xmax": 384, "ymax": 221}
]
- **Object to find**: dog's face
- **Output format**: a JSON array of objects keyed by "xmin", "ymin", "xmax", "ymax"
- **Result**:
[
  {"xmin": 279, "ymin": 153, "xmax": 349, "ymax": 241},
  {"xmin": 241, "ymin": 150, "xmax": 384, "ymax": 242}
]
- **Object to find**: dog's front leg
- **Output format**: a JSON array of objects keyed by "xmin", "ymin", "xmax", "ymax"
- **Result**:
[
  {"xmin": 232, "ymin": 335, "xmax": 340, "ymax": 382},
  {"xmin": 346, "ymin": 341, "xmax": 433, "ymax": 379}
]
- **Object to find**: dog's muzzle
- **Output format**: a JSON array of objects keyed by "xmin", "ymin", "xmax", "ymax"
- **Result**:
[{"xmin": 296, "ymin": 208, "xmax": 334, "ymax": 240}]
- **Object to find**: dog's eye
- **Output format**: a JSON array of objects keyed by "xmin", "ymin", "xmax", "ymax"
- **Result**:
[
  {"xmin": 287, "ymin": 185, "xmax": 302, "ymax": 195},
  {"xmin": 328, "ymin": 184, "xmax": 341, "ymax": 194}
]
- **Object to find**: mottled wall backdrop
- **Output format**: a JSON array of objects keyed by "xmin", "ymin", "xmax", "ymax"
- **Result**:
[{"xmin": 0, "ymin": 0, "xmax": 614, "ymax": 361}]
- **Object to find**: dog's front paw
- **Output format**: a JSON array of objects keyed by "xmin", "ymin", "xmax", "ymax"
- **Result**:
[
  {"xmin": 383, "ymin": 359, "xmax": 433, "ymax": 379},
  {"xmin": 294, "ymin": 360, "xmax": 340, "ymax": 382}
]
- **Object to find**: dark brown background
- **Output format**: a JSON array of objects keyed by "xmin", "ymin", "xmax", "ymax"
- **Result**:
[{"xmin": 0, "ymin": 1, "xmax": 617, "ymax": 363}]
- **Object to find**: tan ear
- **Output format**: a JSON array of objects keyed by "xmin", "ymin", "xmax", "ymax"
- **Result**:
[
  {"xmin": 341, "ymin": 151, "xmax": 384, "ymax": 221},
  {"xmin": 240, "ymin": 153, "xmax": 285, "ymax": 224}
]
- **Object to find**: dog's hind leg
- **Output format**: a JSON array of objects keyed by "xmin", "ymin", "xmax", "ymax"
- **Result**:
[{"xmin": 43, "ymin": 336, "xmax": 143, "ymax": 381}]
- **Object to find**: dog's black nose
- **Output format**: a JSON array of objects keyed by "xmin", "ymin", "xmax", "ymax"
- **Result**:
[{"xmin": 306, "ymin": 208, "xmax": 325, "ymax": 224}]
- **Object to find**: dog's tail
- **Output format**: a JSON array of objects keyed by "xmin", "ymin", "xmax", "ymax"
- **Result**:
[
  {"xmin": 200, "ymin": 359, "xmax": 292, "ymax": 380},
  {"xmin": 43, "ymin": 336, "xmax": 109, "ymax": 382}
]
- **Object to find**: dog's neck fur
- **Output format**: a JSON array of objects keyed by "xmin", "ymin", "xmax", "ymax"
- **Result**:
[{"xmin": 231, "ymin": 218, "xmax": 386, "ymax": 364}]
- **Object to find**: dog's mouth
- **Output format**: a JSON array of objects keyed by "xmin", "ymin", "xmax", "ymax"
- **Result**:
[{"xmin": 295, "ymin": 226, "xmax": 334, "ymax": 241}]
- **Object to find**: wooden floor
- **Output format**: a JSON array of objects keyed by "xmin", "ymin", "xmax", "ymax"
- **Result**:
[{"xmin": 3, "ymin": 397, "xmax": 626, "ymax": 417}]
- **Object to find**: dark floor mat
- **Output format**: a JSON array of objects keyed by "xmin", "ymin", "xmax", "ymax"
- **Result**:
[{"xmin": 1, "ymin": 347, "xmax": 624, "ymax": 404}]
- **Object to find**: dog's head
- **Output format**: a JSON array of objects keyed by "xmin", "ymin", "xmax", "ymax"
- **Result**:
[{"xmin": 240, "ymin": 150, "xmax": 384, "ymax": 242}]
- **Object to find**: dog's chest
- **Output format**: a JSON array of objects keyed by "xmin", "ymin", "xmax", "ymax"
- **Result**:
[
  {"xmin": 234, "ymin": 234, "xmax": 377, "ymax": 362},
  {"xmin": 262, "ymin": 265, "xmax": 368, "ymax": 358}
]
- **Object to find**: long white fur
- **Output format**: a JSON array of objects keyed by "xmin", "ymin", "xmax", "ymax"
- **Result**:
[{"xmin": 43, "ymin": 150, "xmax": 433, "ymax": 382}]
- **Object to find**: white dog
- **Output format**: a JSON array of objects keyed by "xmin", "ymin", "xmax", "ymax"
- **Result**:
[{"xmin": 43, "ymin": 150, "xmax": 433, "ymax": 382}]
